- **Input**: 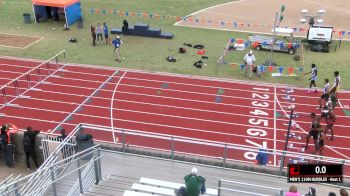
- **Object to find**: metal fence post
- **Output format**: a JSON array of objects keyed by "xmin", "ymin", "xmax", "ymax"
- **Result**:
[
  {"xmin": 223, "ymin": 144, "xmax": 227, "ymax": 168},
  {"xmin": 77, "ymin": 158, "xmax": 84, "ymax": 193},
  {"xmin": 279, "ymin": 189, "xmax": 284, "ymax": 196},
  {"xmin": 50, "ymin": 166, "xmax": 58, "ymax": 196},
  {"xmin": 217, "ymin": 179, "xmax": 221, "ymax": 196},
  {"xmin": 171, "ymin": 136, "xmax": 174, "ymax": 161},
  {"xmin": 93, "ymin": 151, "xmax": 100, "ymax": 185},
  {"xmin": 14, "ymin": 183, "xmax": 20, "ymax": 196},
  {"xmin": 122, "ymin": 129, "xmax": 126, "ymax": 154},
  {"xmin": 97, "ymin": 148, "xmax": 102, "ymax": 180}
]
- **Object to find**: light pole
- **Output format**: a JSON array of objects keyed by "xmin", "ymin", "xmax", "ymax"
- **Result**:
[
  {"xmin": 299, "ymin": 9, "xmax": 326, "ymax": 27},
  {"xmin": 269, "ymin": 5, "xmax": 285, "ymax": 66}
]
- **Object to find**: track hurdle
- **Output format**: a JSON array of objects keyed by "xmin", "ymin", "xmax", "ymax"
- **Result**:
[
  {"xmin": 13, "ymin": 80, "xmax": 20, "ymax": 96},
  {"xmin": 26, "ymin": 74, "xmax": 31, "ymax": 88},
  {"xmin": 2, "ymin": 88, "xmax": 7, "ymax": 105}
]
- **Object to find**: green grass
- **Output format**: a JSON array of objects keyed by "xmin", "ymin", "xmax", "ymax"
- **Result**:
[{"xmin": 0, "ymin": 0, "xmax": 349, "ymax": 89}]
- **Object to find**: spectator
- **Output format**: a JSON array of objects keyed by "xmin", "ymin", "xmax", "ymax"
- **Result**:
[
  {"xmin": 91, "ymin": 25, "xmax": 96, "ymax": 46},
  {"xmin": 340, "ymin": 188, "xmax": 349, "ymax": 196},
  {"xmin": 122, "ymin": 19, "xmax": 129, "ymax": 35},
  {"xmin": 243, "ymin": 50, "xmax": 255, "ymax": 79},
  {"xmin": 255, "ymin": 147, "xmax": 269, "ymax": 165},
  {"xmin": 96, "ymin": 23, "xmax": 103, "ymax": 43},
  {"xmin": 3, "ymin": 124, "xmax": 17, "ymax": 167},
  {"xmin": 328, "ymin": 192, "xmax": 336, "ymax": 196},
  {"xmin": 103, "ymin": 22, "xmax": 109, "ymax": 46},
  {"xmin": 286, "ymin": 185, "xmax": 301, "ymax": 196},
  {"xmin": 23, "ymin": 127, "xmax": 40, "ymax": 170},
  {"xmin": 304, "ymin": 187, "xmax": 317, "ymax": 196},
  {"xmin": 0, "ymin": 125, "xmax": 7, "ymax": 160},
  {"xmin": 112, "ymin": 35, "xmax": 123, "ymax": 62},
  {"xmin": 57, "ymin": 128, "xmax": 72, "ymax": 161},
  {"xmin": 184, "ymin": 167, "xmax": 206, "ymax": 196}
]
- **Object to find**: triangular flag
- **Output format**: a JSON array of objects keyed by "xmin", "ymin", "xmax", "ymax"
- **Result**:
[
  {"xmin": 268, "ymin": 66, "xmax": 273, "ymax": 72},
  {"xmin": 343, "ymin": 109, "xmax": 350, "ymax": 116},
  {"xmin": 240, "ymin": 64, "xmax": 245, "ymax": 71},
  {"xmin": 278, "ymin": 67, "xmax": 284, "ymax": 74}
]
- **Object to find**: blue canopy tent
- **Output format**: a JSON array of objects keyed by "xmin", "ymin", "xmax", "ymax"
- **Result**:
[{"xmin": 32, "ymin": 0, "xmax": 82, "ymax": 26}]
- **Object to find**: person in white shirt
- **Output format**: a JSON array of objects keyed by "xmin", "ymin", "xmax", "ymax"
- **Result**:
[
  {"xmin": 243, "ymin": 50, "xmax": 255, "ymax": 78},
  {"xmin": 318, "ymin": 78, "xmax": 330, "ymax": 109},
  {"xmin": 304, "ymin": 64, "xmax": 318, "ymax": 93},
  {"xmin": 329, "ymin": 71, "xmax": 341, "ymax": 96}
]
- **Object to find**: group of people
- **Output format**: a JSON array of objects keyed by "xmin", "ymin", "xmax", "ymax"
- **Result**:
[
  {"xmin": 1, "ymin": 125, "xmax": 40, "ymax": 170},
  {"xmin": 286, "ymin": 185, "xmax": 348, "ymax": 196},
  {"xmin": 90, "ymin": 22, "xmax": 124, "ymax": 62},
  {"xmin": 303, "ymin": 64, "xmax": 341, "ymax": 155},
  {"xmin": 91, "ymin": 23, "xmax": 109, "ymax": 46}
]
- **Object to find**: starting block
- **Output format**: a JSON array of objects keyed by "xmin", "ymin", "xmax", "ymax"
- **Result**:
[
  {"xmin": 283, "ymin": 122, "xmax": 300, "ymax": 129},
  {"xmin": 284, "ymin": 113, "xmax": 299, "ymax": 118},
  {"xmin": 281, "ymin": 89, "xmax": 294, "ymax": 93},
  {"xmin": 284, "ymin": 132, "xmax": 302, "ymax": 141},
  {"xmin": 281, "ymin": 94, "xmax": 295, "ymax": 101}
]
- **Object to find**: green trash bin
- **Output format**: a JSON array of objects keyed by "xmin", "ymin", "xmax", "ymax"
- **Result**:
[{"xmin": 23, "ymin": 13, "xmax": 31, "ymax": 24}]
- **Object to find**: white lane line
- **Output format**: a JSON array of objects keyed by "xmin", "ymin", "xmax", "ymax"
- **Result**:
[{"xmin": 111, "ymin": 71, "xmax": 127, "ymax": 143}]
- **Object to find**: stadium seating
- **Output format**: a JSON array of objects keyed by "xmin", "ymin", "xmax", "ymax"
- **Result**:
[
  {"xmin": 140, "ymin": 177, "xmax": 218, "ymax": 195},
  {"xmin": 110, "ymin": 23, "xmax": 174, "ymax": 39},
  {"xmin": 124, "ymin": 177, "xmax": 218, "ymax": 196}
]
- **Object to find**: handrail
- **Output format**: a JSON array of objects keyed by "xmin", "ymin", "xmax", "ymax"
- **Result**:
[
  {"xmin": 218, "ymin": 179, "xmax": 283, "ymax": 196},
  {"xmin": 22, "ymin": 144, "xmax": 100, "ymax": 194},
  {"xmin": 0, "ymin": 145, "xmax": 101, "ymax": 194},
  {"xmin": 80, "ymin": 123, "xmax": 350, "ymax": 166},
  {"xmin": 220, "ymin": 179, "xmax": 283, "ymax": 191},
  {"xmin": 2, "ymin": 154, "xmax": 101, "ymax": 196}
]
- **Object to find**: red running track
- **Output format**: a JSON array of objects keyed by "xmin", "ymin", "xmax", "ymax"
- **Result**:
[{"xmin": 1, "ymin": 56, "xmax": 350, "ymax": 176}]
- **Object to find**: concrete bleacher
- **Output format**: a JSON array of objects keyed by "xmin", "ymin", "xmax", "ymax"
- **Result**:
[
  {"xmin": 81, "ymin": 150, "xmax": 344, "ymax": 196},
  {"xmin": 110, "ymin": 23, "xmax": 174, "ymax": 39},
  {"xmin": 124, "ymin": 177, "xmax": 217, "ymax": 196},
  {"xmin": 140, "ymin": 177, "xmax": 218, "ymax": 195}
]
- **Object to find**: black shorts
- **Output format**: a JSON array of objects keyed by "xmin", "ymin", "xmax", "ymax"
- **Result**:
[
  {"xmin": 321, "ymin": 112, "xmax": 329, "ymax": 118},
  {"xmin": 308, "ymin": 130, "xmax": 318, "ymax": 139},
  {"xmin": 104, "ymin": 34, "xmax": 108, "ymax": 39}
]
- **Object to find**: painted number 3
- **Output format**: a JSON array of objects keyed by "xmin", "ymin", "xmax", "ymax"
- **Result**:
[{"xmin": 252, "ymin": 101, "xmax": 269, "ymax": 107}]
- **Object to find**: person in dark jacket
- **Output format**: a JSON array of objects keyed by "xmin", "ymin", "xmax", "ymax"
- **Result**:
[
  {"xmin": 184, "ymin": 168, "xmax": 206, "ymax": 196},
  {"xmin": 23, "ymin": 127, "xmax": 40, "ymax": 170},
  {"xmin": 57, "ymin": 128, "xmax": 72, "ymax": 161},
  {"xmin": 0, "ymin": 125, "xmax": 7, "ymax": 160}
]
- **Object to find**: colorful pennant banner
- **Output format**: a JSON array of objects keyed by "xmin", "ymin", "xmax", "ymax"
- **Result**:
[{"xmin": 89, "ymin": 8, "xmax": 350, "ymax": 37}]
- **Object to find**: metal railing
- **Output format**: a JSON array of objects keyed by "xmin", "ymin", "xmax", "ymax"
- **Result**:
[
  {"xmin": 0, "ymin": 144, "xmax": 102, "ymax": 196},
  {"xmin": 80, "ymin": 123, "xmax": 350, "ymax": 180},
  {"xmin": 218, "ymin": 179, "xmax": 283, "ymax": 196}
]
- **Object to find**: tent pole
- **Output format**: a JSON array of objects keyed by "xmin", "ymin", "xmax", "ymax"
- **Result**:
[
  {"xmin": 64, "ymin": 7, "xmax": 68, "ymax": 27},
  {"xmin": 32, "ymin": 4, "xmax": 37, "ymax": 23}
]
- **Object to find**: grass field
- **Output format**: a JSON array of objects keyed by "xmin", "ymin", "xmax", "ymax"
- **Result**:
[{"xmin": 0, "ymin": 0, "xmax": 349, "ymax": 89}]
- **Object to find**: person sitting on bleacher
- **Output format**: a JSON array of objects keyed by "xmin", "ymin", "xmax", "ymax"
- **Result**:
[{"xmin": 184, "ymin": 168, "xmax": 206, "ymax": 196}]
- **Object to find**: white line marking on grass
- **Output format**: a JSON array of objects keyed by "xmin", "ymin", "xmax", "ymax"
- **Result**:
[
  {"xmin": 23, "ymin": 36, "xmax": 44, "ymax": 49},
  {"xmin": 173, "ymin": 0, "xmax": 245, "ymax": 26},
  {"xmin": 111, "ymin": 71, "xmax": 126, "ymax": 143}
]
